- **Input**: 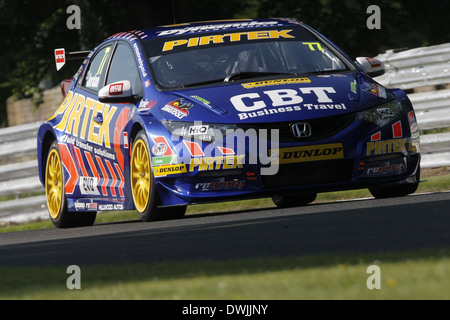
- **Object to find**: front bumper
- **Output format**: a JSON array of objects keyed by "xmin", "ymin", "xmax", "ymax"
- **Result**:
[{"xmin": 153, "ymin": 108, "xmax": 421, "ymax": 206}]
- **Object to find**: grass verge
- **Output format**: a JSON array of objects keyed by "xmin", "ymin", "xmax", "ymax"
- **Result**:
[
  {"xmin": 1, "ymin": 249, "xmax": 450, "ymax": 299},
  {"xmin": 1, "ymin": 174, "xmax": 449, "ymax": 300}
]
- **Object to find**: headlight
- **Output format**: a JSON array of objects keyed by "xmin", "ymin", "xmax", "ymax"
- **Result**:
[
  {"xmin": 162, "ymin": 121, "xmax": 238, "ymax": 143},
  {"xmin": 356, "ymin": 100, "xmax": 403, "ymax": 127}
]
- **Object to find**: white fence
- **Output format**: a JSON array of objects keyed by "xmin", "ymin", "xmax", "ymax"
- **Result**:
[
  {"xmin": 374, "ymin": 43, "xmax": 450, "ymax": 168},
  {"xmin": 1, "ymin": 43, "xmax": 450, "ymax": 224},
  {"xmin": 0, "ymin": 122, "xmax": 47, "ymax": 224}
]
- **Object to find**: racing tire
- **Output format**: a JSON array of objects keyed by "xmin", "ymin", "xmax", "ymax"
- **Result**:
[
  {"xmin": 130, "ymin": 130, "xmax": 186, "ymax": 221},
  {"xmin": 369, "ymin": 183, "xmax": 419, "ymax": 199},
  {"xmin": 369, "ymin": 167, "xmax": 420, "ymax": 199},
  {"xmin": 272, "ymin": 193, "xmax": 317, "ymax": 208},
  {"xmin": 45, "ymin": 141, "xmax": 97, "ymax": 228},
  {"xmin": 152, "ymin": 205, "xmax": 187, "ymax": 220}
]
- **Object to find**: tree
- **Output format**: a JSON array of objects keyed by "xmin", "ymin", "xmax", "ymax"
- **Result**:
[
  {"xmin": 253, "ymin": 0, "xmax": 450, "ymax": 58},
  {"xmin": 0, "ymin": 0, "xmax": 250, "ymax": 126}
]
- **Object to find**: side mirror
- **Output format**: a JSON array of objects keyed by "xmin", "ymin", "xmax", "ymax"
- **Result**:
[
  {"xmin": 355, "ymin": 57, "xmax": 385, "ymax": 77},
  {"xmin": 98, "ymin": 80, "xmax": 134, "ymax": 102}
]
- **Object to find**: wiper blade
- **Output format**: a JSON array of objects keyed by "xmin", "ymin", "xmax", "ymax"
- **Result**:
[
  {"xmin": 182, "ymin": 78, "xmax": 225, "ymax": 88},
  {"xmin": 182, "ymin": 72, "xmax": 297, "ymax": 88},
  {"xmin": 302, "ymin": 69, "xmax": 347, "ymax": 76},
  {"xmin": 224, "ymin": 72, "xmax": 296, "ymax": 82}
]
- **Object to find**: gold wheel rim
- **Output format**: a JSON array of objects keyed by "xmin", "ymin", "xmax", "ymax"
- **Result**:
[
  {"xmin": 45, "ymin": 148, "xmax": 64, "ymax": 220},
  {"xmin": 131, "ymin": 139, "xmax": 151, "ymax": 213}
]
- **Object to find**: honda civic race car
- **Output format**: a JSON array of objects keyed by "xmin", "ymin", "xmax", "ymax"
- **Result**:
[{"xmin": 37, "ymin": 18, "xmax": 421, "ymax": 228}]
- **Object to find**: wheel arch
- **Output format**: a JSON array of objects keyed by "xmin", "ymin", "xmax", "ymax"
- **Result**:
[
  {"xmin": 38, "ymin": 127, "xmax": 57, "ymax": 185},
  {"xmin": 128, "ymin": 121, "xmax": 169, "ymax": 208}
]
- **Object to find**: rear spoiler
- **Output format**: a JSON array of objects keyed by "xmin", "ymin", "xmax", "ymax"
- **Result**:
[{"xmin": 54, "ymin": 48, "xmax": 91, "ymax": 71}]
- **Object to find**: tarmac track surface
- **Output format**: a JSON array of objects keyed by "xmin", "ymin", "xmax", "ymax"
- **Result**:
[{"xmin": 0, "ymin": 192, "xmax": 449, "ymax": 267}]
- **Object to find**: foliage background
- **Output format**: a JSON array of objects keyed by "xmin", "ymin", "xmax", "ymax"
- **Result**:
[{"xmin": 1, "ymin": 0, "xmax": 450, "ymax": 127}]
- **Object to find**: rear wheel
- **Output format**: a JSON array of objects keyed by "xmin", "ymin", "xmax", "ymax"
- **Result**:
[
  {"xmin": 272, "ymin": 193, "xmax": 317, "ymax": 208},
  {"xmin": 130, "ymin": 130, "xmax": 186, "ymax": 221},
  {"xmin": 45, "ymin": 141, "xmax": 96, "ymax": 228}
]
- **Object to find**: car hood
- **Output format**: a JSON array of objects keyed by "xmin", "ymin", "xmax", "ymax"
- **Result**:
[{"xmin": 156, "ymin": 73, "xmax": 394, "ymax": 124}]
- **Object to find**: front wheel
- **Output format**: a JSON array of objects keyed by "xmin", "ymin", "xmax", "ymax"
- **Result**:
[
  {"xmin": 369, "ymin": 166, "xmax": 420, "ymax": 199},
  {"xmin": 272, "ymin": 193, "xmax": 317, "ymax": 208},
  {"xmin": 369, "ymin": 183, "xmax": 419, "ymax": 199},
  {"xmin": 130, "ymin": 130, "xmax": 186, "ymax": 221}
]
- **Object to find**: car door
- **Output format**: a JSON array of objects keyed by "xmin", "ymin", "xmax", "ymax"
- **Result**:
[{"xmin": 70, "ymin": 41, "xmax": 139, "ymax": 208}]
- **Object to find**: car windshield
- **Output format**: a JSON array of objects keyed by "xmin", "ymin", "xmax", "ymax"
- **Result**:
[{"xmin": 144, "ymin": 26, "xmax": 350, "ymax": 89}]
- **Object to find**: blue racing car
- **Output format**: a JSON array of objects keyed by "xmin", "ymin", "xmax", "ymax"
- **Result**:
[{"xmin": 37, "ymin": 18, "xmax": 421, "ymax": 228}]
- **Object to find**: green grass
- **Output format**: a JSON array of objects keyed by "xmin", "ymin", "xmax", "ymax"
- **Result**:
[
  {"xmin": 1, "ymin": 174, "xmax": 449, "ymax": 300},
  {"xmin": 1, "ymin": 250, "xmax": 450, "ymax": 299}
]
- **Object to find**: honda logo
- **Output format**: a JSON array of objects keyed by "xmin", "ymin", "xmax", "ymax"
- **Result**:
[{"xmin": 291, "ymin": 123, "xmax": 312, "ymax": 138}]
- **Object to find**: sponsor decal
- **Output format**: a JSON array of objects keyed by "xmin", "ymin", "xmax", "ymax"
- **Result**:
[
  {"xmin": 99, "ymin": 203, "xmax": 124, "ymax": 211},
  {"xmin": 365, "ymin": 162, "xmax": 406, "ymax": 176},
  {"xmin": 152, "ymin": 142, "xmax": 168, "ymax": 156},
  {"xmin": 79, "ymin": 176, "xmax": 100, "ymax": 195},
  {"xmin": 366, "ymin": 138, "xmax": 407, "ymax": 156},
  {"xmin": 152, "ymin": 155, "xmax": 177, "ymax": 167},
  {"xmin": 189, "ymin": 155, "xmax": 245, "ymax": 172},
  {"xmin": 362, "ymin": 80, "xmax": 387, "ymax": 98},
  {"xmin": 187, "ymin": 125, "xmax": 209, "ymax": 136},
  {"xmin": 376, "ymin": 108, "xmax": 396, "ymax": 121},
  {"xmin": 157, "ymin": 21, "xmax": 281, "ymax": 37},
  {"xmin": 150, "ymin": 136, "xmax": 174, "ymax": 157},
  {"xmin": 109, "ymin": 83, "xmax": 123, "ymax": 95},
  {"xmin": 195, "ymin": 179, "xmax": 246, "ymax": 191},
  {"xmin": 133, "ymin": 42, "xmax": 148, "ymax": 77},
  {"xmin": 87, "ymin": 202, "xmax": 98, "ymax": 211},
  {"xmin": 161, "ymin": 98, "xmax": 193, "ymax": 119},
  {"xmin": 302, "ymin": 42, "xmax": 324, "ymax": 51},
  {"xmin": 74, "ymin": 201, "xmax": 85, "ymax": 210},
  {"xmin": 190, "ymin": 95, "xmax": 213, "ymax": 108},
  {"xmin": 154, "ymin": 164, "xmax": 187, "ymax": 177},
  {"xmin": 74, "ymin": 200, "xmax": 99, "ymax": 211},
  {"xmin": 51, "ymin": 93, "xmax": 129, "ymax": 199},
  {"xmin": 350, "ymin": 80, "xmax": 357, "ymax": 94},
  {"xmin": 366, "ymin": 57, "xmax": 382, "ymax": 68},
  {"xmin": 162, "ymin": 29, "xmax": 294, "ymax": 52},
  {"xmin": 138, "ymin": 99, "xmax": 157, "ymax": 112},
  {"xmin": 246, "ymin": 172, "xmax": 258, "ymax": 180},
  {"xmin": 273, "ymin": 143, "xmax": 344, "ymax": 164},
  {"xmin": 51, "ymin": 91, "xmax": 119, "ymax": 149},
  {"xmin": 230, "ymin": 87, "xmax": 342, "ymax": 120},
  {"xmin": 242, "ymin": 78, "xmax": 311, "ymax": 89}
]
